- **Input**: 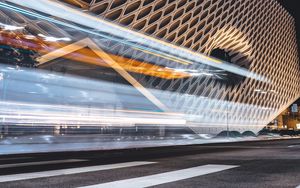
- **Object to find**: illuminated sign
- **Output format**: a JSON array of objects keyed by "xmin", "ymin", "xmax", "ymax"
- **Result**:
[{"xmin": 291, "ymin": 104, "xmax": 298, "ymax": 113}]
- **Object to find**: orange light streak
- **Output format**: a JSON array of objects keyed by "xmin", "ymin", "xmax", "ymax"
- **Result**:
[{"xmin": 0, "ymin": 31, "xmax": 191, "ymax": 79}]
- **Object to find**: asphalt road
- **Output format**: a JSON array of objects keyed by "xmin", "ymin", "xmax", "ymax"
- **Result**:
[{"xmin": 0, "ymin": 139, "xmax": 300, "ymax": 187}]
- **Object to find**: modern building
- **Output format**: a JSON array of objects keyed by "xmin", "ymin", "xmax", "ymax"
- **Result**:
[{"xmin": 0, "ymin": 0, "xmax": 299, "ymax": 154}]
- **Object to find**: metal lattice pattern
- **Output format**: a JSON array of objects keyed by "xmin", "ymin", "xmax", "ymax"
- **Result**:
[
  {"xmin": 0, "ymin": 0, "xmax": 299, "ymax": 132},
  {"xmin": 56, "ymin": 0, "xmax": 300, "ymax": 130}
]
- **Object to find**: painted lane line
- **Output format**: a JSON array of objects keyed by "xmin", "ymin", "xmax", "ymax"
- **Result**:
[
  {"xmin": 0, "ymin": 159, "xmax": 87, "ymax": 169},
  {"xmin": 79, "ymin": 164, "xmax": 238, "ymax": 188},
  {"xmin": 0, "ymin": 161, "xmax": 156, "ymax": 182}
]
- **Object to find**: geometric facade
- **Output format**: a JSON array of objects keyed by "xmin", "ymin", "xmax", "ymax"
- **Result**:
[
  {"xmin": 0, "ymin": 0, "xmax": 299, "ymax": 154},
  {"xmin": 57, "ymin": 0, "xmax": 300, "ymax": 132}
]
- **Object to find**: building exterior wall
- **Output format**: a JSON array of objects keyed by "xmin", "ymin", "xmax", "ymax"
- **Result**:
[
  {"xmin": 0, "ymin": 0, "xmax": 298, "ymax": 154},
  {"xmin": 57, "ymin": 0, "xmax": 300, "ymax": 132}
]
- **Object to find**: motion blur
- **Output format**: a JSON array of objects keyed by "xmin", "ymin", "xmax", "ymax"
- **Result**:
[{"xmin": 0, "ymin": 0, "xmax": 294, "ymax": 154}]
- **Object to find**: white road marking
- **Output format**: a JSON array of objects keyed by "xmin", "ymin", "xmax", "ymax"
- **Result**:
[
  {"xmin": 0, "ymin": 159, "xmax": 87, "ymax": 168},
  {"xmin": 79, "ymin": 164, "xmax": 238, "ymax": 188},
  {"xmin": 0, "ymin": 161, "xmax": 156, "ymax": 183}
]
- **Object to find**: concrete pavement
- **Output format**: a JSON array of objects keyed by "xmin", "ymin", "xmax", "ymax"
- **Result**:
[{"xmin": 0, "ymin": 139, "xmax": 300, "ymax": 187}]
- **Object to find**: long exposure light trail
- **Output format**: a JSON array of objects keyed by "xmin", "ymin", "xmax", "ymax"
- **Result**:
[
  {"xmin": 0, "ymin": 114, "xmax": 186, "ymax": 126},
  {"xmin": 0, "ymin": 64, "xmax": 276, "ymax": 129},
  {"xmin": 5, "ymin": 0, "xmax": 267, "ymax": 82},
  {"xmin": 0, "ymin": 32, "xmax": 190, "ymax": 80},
  {"xmin": 0, "ymin": 101, "xmax": 182, "ymax": 116},
  {"xmin": 0, "ymin": 0, "xmax": 295, "ymax": 157}
]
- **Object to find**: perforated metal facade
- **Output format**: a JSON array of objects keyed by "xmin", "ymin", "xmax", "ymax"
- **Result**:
[
  {"xmin": 52, "ymin": 0, "xmax": 300, "ymax": 133},
  {"xmin": 1, "ymin": 0, "xmax": 299, "ymax": 134}
]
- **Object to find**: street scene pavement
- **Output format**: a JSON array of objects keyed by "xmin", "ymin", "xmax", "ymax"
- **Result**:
[{"xmin": 0, "ymin": 139, "xmax": 300, "ymax": 187}]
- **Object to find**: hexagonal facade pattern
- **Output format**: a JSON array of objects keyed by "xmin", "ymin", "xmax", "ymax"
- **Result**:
[
  {"xmin": 55, "ymin": 0, "xmax": 300, "ymax": 133},
  {"xmin": 0, "ymin": 0, "xmax": 299, "ymax": 134}
]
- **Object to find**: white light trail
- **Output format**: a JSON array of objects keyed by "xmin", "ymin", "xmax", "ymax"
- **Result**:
[
  {"xmin": 0, "ymin": 114, "xmax": 187, "ymax": 125},
  {"xmin": 0, "ymin": 100, "xmax": 186, "ymax": 126},
  {"xmin": 38, "ymin": 33, "xmax": 71, "ymax": 42},
  {"xmin": 0, "ymin": 23, "xmax": 24, "ymax": 30},
  {"xmin": 4, "ymin": 0, "xmax": 267, "ymax": 82}
]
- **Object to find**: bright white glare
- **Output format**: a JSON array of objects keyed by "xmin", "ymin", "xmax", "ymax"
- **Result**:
[
  {"xmin": 0, "ymin": 62, "xmax": 187, "ymax": 126},
  {"xmin": 38, "ymin": 33, "xmax": 71, "ymax": 42},
  {"xmin": 0, "ymin": 23, "xmax": 24, "ymax": 30},
  {"xmin": 190, "ymin": 72, "xmax": 214, "ymax": 76},
  {"xmin": 0, "ymin": 114, "xmax": 186, "ymax": 125},
  {"xmin": 24, "ymin": 35, "xmax": 36, "ymax": 39},
  {"xmin": 173, "ymin": 68, "xmax": 215, "ymax": 77},
  {"xmin": 198, "ymin": 134, "xmax": 214, "ymax": 139},
  {"xmin": 254, "ymin": 89, "xmax": 277, "ymax": 94},
  {"xmin": 0, "ymin": 101, "xmax": 187, "ymax": 126},
  {"xmin": 269, "ymin": 90, "xmax": 277, "ymax": 93},
  {"xmin": 0, "ymin": 64, "xmax": 274, "ymax": 130}
]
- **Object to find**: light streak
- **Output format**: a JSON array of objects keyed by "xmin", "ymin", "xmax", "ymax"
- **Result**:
[
  {"xmin": 0, "ymin": 32, "xmax": 190, "ymax": 80},
  {"xmin": 0, "ymin": 115, "xmax": 186, "ymax": 125},
  {"xmin": 38, "ymin": 34, "xmax": 71, "ymax": 42},
  {"xmin": 0, "ymin": 101, "xmax": 184, "ymax": 116},
  {"xmin": 0, "ymin": 23, "xmax": 24, "ymax": 30},
  {"xmin": 4, "ymin": 0, "xmax": 268, "ymax": 82}
]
